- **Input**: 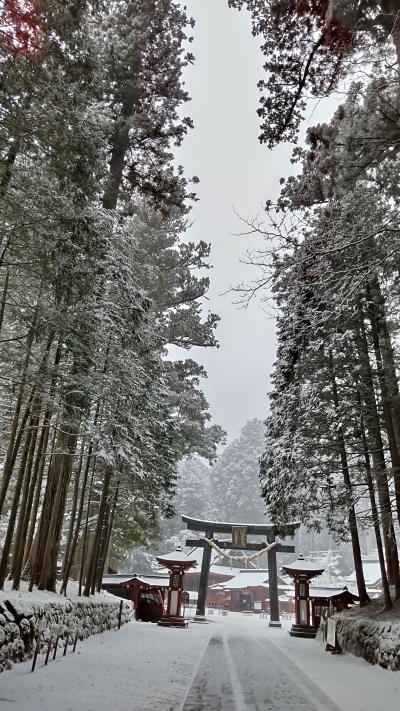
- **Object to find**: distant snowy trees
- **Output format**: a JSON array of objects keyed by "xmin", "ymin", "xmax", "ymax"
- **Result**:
[
  {"xmin": 229, "ymin": 1, "xmax": 400, "ymax": 609},
  {"xmin": 120, "ymin": 418, "xmax": 267, "ymax": 569},
  {"xmin": 211, "ymin": 419, "xmax": 266, "ymax": 523},
  {"xmin": 0, "ymin": 2, "xmax": 224, "ymax": 594}
]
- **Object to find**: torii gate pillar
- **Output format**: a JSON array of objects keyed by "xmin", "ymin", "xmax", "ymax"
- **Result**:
[
  {"xmin": 195, "ymin": 529, "xmax": 213, "ymax": 621},
  {"xmin": 267, "ymin": 530, "xmax": 280, "ymax": 627}
]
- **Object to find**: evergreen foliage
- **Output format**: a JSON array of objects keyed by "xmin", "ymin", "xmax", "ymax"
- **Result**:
[
  {"xmin": 0, "ymin": 1, "xmax": 223, "ymax": 594},
  {"xmin": 211, "ymin": 419, "xmax": 267, "ymax": 523},
  {"xmin": 226, "ymin": 1, "xmax": 400, "ymax": 610},
  {"xmin": 228, "ymin": 1, "xmax": 400, "ymax": 146}
]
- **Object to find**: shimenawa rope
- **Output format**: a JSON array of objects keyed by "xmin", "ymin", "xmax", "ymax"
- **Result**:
[{"xmin": 201, "ymin": 537, "xmax": 277, "ymax": 564}]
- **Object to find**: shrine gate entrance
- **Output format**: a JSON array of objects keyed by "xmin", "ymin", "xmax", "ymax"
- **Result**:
[{"xmin": 182, "ymin": 515, "xmax": 300, "ymax": 626}]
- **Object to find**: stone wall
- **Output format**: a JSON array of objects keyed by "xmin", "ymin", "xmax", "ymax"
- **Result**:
[
  {"xmin": 0, "ymin": 594, "xmax": 133, "ymax": 673},
  {"xmin": 335, "ymin": 606, "xmax": 400, "ymax": 671}
]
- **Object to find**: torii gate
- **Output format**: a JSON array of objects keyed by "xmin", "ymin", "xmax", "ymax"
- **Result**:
[{"xmin": 182, "ymin": 515, "xmax": 300, "ymax": 626}]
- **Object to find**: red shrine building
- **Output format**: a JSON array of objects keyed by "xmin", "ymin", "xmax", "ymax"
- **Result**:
[
  {"xmin": 209, "ymin": 568, "xmax": 292, "ymax": 613},
  {"xmin": 102, "ymin": 573, "xmax": 169, "ymax": 607},
  {"xmin": 184, "ymin": 563, "xmax": 236, "ymax": 593}
]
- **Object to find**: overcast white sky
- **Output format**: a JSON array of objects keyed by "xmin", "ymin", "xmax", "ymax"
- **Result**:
[{"xmin": 176, "ymin": 0, "xmax": 333, "ymax": 441}]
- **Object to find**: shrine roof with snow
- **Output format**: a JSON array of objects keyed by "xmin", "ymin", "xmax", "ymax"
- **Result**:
[
  {"xmin": 346, "ymin": 560, "xmax": 382, "ymax": 588},
  {"xmin": 209, "ymin": 564, "xmax": 239, "ymax": 577},
  {"xmin": 102, "ymin": 574, "xmax": 136, "ymax": 586},
  {"xmin": 210, "ymin": 568, "xmax": 288, "ymax": 591},
  {"xmin": 124, "ymin": 575, "xmax": 169, "ymax": 588},
  {"xmin": 309, "ymin": 586, "xmax": 359, "ymax": 601},
  {"xmin": 282, "ymin": 558, "xmax": 325, "ymax": 577},
  {"xmin": 216, "ymin": 569, "xmax": 268, "ymax": 590},
  {"xmin": 102, "ymin": 574, "xmax": 169, "ymax": 588},
  {"xmin": 155, "ymin": 549, "xmax": 197, "ymax": 566}
]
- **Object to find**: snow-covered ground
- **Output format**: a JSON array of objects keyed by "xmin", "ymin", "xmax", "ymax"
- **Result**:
[
  {"xmin": 268, "ymin": 617, "xmax": 400, "ymax": 711},
  {"xmin": 0, "ymin": 579, "xmax": 119, "ymax": 606},
  {"xmin": 0, "ymin": 612, "xmax": 399, "ymax": 711}
]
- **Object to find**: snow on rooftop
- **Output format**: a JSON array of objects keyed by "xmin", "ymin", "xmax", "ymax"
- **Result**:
[
  {"xmin": 102, "ymin": 575, "xmax": 137, "ymax": 586},
  {"xmin": 155, "ymin": 549, "xmax": 197, "ymax": 565},
  {"xmin": 280, "ymin": 574, "xmax": 292, "ymax": 585},
  {"xmin": 129, "ymin": 576, "xmax": 169, "ymax": 588},
  {"xmin": 347, "ymin": 561, "xmax": 382, "ymax": 587},
  {"xmin": 102, "ymin": 573, "xmax": 169, "ymax": 588},
  {"xmin": 210, "ymin": 564, "xmax": 238, "ymax": 577},
  {"xmin": 218, "ymin": 569, "xmax": 269, "ymax": 590},
  {"xmin": 185, "ymin": 547, "xmax": 205, "ymax": 566},
  {"xmin": 346, "ymin": 549, "xmax": 400, "ymax": 588},
  {"xmin": 309, "ymin": 586, "xmax": 358, "ymax": 600},
  {"xmin": 278, "ymin": 584, "xmax": 295, "ymax": 593},
  {"xmin": 184, "ymin": 563, "xmax": 238, "ymax": 578},
  {"xmin": 282, "ymin": 558, "xmax": 325, "ymax": 574}
]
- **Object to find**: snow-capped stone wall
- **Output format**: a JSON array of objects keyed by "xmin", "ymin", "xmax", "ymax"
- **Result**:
[
  {"xmin": 335, "ymin": 605, "xmax": 400, "ymax": 671},
  {"xmin": 0, "ymin": 594, "xmax": 133, "ymax": 673}
]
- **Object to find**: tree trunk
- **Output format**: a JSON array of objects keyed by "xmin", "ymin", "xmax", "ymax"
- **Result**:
[
  {"xmin": 0, "ymin": 94, "xmax": 31, "ymax": 202},
  {"xmin": 84, "ymin": 467, "xmax": 112, "ymax": 597},
  {"xmin": 0, "ymin": 426, "xmax": 33, "ymax": 588},
  {"xmin": 0, "ymin": 301, "xmax": 48, "ymax": 516},
  {"xmin": 0, "ymin": 328, "xmax": 36, "ymax": 517},
  {"xmin": 367, "ymin": 280, "xmax": 400, "ymax": 526},
  {"xmin": 355, "ymin": 306, "xmax": 400, "ymax": 598},
  {"xmin": 102, "ymin": 83, "xmax": 141, "ymax": 210},
  {"xmin": 96, "ymin": 480, "xmax": 119, "ymax": 592},
  {"xmin": 60, "ymin": 444, "xmax": 94, "ymax": 594},
  {"xmin": 27, "ymin": 412, "xmax": 60, "ymax": 591},
  {"xmin": 61, "ymin": 390, "xmax": 106, "ymax": 595},
  {"xmin": 329, "ymin": 351, "xmax": 369, "ymax": 605},
  {"xmin": 94, "ymin": 494, "xmax": 111, "ymax": 594},
  {"xmin": 380, "ymin": 1, "xmax": 400, "ymax": 65},
  {"xmin": 23, "ymin": 342, "xmax": 62, "ymax": 570},
  {"xmin": 0, "ymin": 140, "xmax": 20, "ymax": 199},
  {"xmin": 38, "ymin": 412, "xmax": 80, "ymax": 591},
  {"xmin": 60, "ymin": 440, "xmax": 85, "ymax": 584},
  {"xmin": 0, "ymin": 266, "xmax": 10, "ymax": 335},
  {"xmin": 358, "ymin": 398, "xmax": 392, "ymax": 609},
  {"xmin": 11, "ymin": 397, "xmax": 42, "ymax": 589},
  {"xmin": 22, "ymin": 416, "xmax": 51, "ymax": 569},
  {"xmin": 78, "ymin": 458, "xmax": 97, "ymax": 596}
]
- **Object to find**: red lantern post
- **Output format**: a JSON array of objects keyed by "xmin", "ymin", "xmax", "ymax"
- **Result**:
[
  {"xmin": 282, "ymin": 556, "xmax": 325, "ymax": 638},
  {"xmin": 155, "ymin": 547, "xmax": 197, "ymax": 628}
]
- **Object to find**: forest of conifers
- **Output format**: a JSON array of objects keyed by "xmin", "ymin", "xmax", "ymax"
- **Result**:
[
  {"xmin": 0, "ymin": 1, "xmax": 224, "ymax": 596},
  {"xmin": 2, "ymin": 0, "xmax": 400, "ymax": 614},
  {"xmin": 230, "ymin": 0, "xmax": 400, "ymax": 610}
]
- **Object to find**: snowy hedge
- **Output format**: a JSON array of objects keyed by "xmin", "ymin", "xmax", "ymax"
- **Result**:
[
  {"xmin": 0, "ymin": 595, "xmax": 133, "ymax": 673},
  {"xmin": 335, "ymin": 605, "xmax": 400, "ymax": 671}
]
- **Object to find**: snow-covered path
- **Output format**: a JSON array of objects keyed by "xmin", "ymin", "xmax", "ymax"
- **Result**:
[
  {"xmin": 0, "ymin": 613, "xmax": 399, "ymax": 711},
  {"xmin": 183, "ymin": 623, "xmax": 340, "ymax": 710}
]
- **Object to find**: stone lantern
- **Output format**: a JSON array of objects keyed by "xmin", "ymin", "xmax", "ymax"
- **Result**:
[
  {"xmin": 282, "ymin": 556, "xmax": 325, "ymax": 638},
  {"xmin": 155, "ymin": 547, "xmax": 197, "ymax": 627}
]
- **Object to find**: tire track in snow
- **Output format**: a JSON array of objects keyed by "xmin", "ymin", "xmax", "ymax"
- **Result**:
[{"xmin": 182, "ymin": 625, "xmax": 344, "ymax": 711}]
